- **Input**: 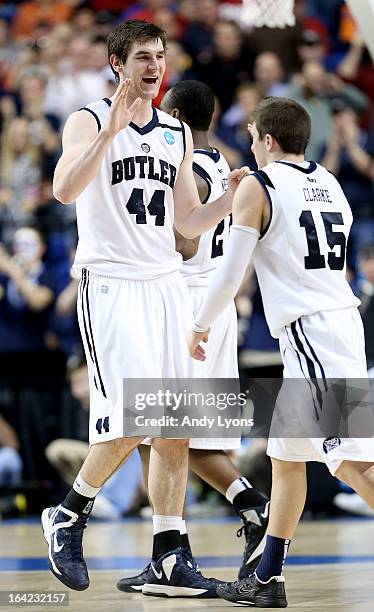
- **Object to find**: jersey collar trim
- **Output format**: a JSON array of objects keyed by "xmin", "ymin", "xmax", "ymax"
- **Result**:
[
  {"xmin": 193, "ymin": 147, "xmax": 221, "ymax": 163},
  {"xmin": 130, "ymin": 107, "xmax": 158, "ymax": 135},
  {"xmin": 275, "ymin": 160, "xmax": 317, "ymax": 174},
  {"xmin": 102, "ymin": 99, "xmax": 158, "ymax": 135}
]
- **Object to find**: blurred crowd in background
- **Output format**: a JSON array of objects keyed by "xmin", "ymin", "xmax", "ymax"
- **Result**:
[{"xmin": 0, "ymin": 0, "xmax": 373, "ymax": 521}]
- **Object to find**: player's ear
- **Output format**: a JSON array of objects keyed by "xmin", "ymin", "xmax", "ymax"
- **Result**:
[
  {"xmin": 110, "ymin": 54, "xmax": 123, "ymax": 78},
  {"xmin": 172, "ymin": 108, "xmax": 180, "ymax": 119},
  {"xmin": 265, "ymin": 134, "xmax": 273, "ymax": 151}
]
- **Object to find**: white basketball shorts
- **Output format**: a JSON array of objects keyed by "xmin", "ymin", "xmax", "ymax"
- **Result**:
[
  {"xmin": 78, "ymin": 269, "xmax": 205, "ymax": 445},
  {"xmin": 188, "ymin": 285, "xmax": 241, "ymax": 450},
  {"xmin": 267, "ymin": 307, "xmax": 374, "ymax": 474}
]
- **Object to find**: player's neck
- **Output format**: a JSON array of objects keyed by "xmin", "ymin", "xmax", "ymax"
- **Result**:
[
  {"xmin": 191, "ymin": 131, "xmax": 210, "ymax": 151},
  {"xmin": 120, "ymin": 96, "xmax": 153, "ymax": 127},
  {"xmin": 269, "ymin": 152, "xmax": 305, "ymax": 164}
]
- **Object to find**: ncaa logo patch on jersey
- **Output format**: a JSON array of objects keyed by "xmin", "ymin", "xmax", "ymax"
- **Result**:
[
  {"xmin": 164, "ymin": 131, "xmax": 175, "ymax": 145},
  {"xmin": 323, "ymin": 437, "xmax": 341, "ymax": 454}
]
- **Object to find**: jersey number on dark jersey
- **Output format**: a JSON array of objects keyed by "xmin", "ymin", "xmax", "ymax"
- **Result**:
[
  {"xmin": 126, "ymin": 188, "xmax": 165, "ymax": 226},
  {"xmin": 299, "ymin": 210, "xmax": 346, "ymax": 270}
]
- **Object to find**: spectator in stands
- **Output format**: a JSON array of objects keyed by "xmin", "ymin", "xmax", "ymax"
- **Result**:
[
  {"xmin": 286, "ymin": 60, "xmax": 369, "ymax": 160},
  {"xmin": 0, "ymin": 413, "xmax": 23, "ymax": 489},
  {"xmin": 322, "ymin": 107, "xmax": 374, "ymax": 266},
  {"xmin": 19, "ymin": 70, "xmax": 61, "ymax": 177},
  {"xmin": 297, "ymin": 29, "xmax": 326, "ymax": 66},
  {"xmin": 0, "ymin": 17, "xmax": 18, "ymax": 90},
  {"xmin": 0, "ymin": 116, "xmax": 41, "ymax": 245},
  {"xmin": 11, "ymin": 0, "xmax": 74, "ymax": 41},
  {"xmin": 216, "ymin": 82, "xmax": 261, "ymax": 168},
  {"xmin": 195, "ymin": 20, "xmax": 253, "ymax": 112},
  {"xmin": 164, "ymin": 39, "xmax": 194, "ymax": 87},
  {"xmin": 247, "ymin": 13, "xmax": 302, "ymax": 75},
  {"xmin": 336, "ymin": 31, "xmax": 374, "ymax": 126},
  {"xmin": 181, "ymin": 0, "xmax": 219, "ymax": 66},
  {"xmin": 44, "ymin": 34, "xmax": 108, "ymax": 122},
  {"xmin": 72, "ymin": 5, "xmax": 97, "ymax": 35},
  {"xmin": 0, "ymin": 226, "xmax": 58, "ymax": 353},
  {"xmin": 253, "ymin": 51, "xmax": 288, "ymax": 97}
]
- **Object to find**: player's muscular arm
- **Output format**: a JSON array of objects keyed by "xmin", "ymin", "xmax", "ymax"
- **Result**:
[
  {"xmin": 53, "ymin": 80, "xmax": 141, "ymax": 203},
  {"xmin": 188, "ymin": 176, "xmax": 268, "ymax": 359},
  {"xmin": 174, "ymin": 173, "xmax": 207, "ymax": 260},
  {"xmin": 174, "ymin": 126, "xmax": 249, "ymax": 239}
]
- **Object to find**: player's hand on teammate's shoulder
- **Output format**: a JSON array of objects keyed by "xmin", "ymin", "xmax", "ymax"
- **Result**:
[
  {"xmin": 188, "ymin": 329, "xmax": 210, "ymax": 360},
  {"xmin": 227, "ymin": 166, "xmax": 251, "ymax": 193},
  {"xmin": 105, "ymin": 78, "xmax": 142, "ymax": 136}
]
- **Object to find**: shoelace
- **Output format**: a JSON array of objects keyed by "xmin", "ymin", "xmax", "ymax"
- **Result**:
[
  {"xmin": 232, "ymin": 573, "xmax": 254, "ymax": 589},
  {"xmin": 237, "ymin": 521, "xmax": 253, "ymax": 565},
  {"xmin": 180, "ymin": 549, "xmax": 202, "ymax": 575},
  {"xmin": 70, "ymin": 517, "xmax": 88, "ymax": 562},
  {"xmin": 236, "ymin": 524, "xmax": 247, "ymax": 539}
]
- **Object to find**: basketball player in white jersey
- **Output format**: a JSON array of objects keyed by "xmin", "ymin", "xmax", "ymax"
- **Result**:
[
  {"xmin": 41, "ymin": 20, "xmax": 249, "ymax": 597},
  {"xmin": 189, "ymin": 96, "xmax": 374, "ymax": 607},
  {"xmin": 117, "ymin": 80, "xmax": 269, "ymax": 594}
]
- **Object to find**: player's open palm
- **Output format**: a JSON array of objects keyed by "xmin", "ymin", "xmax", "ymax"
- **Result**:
[{"xmin": 106, "ymin": 79, "xmax": 142, "ymax": 136}]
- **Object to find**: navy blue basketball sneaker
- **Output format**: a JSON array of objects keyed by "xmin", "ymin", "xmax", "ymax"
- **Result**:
[
  {"xmin": 116, "ymin": 546, "xmax": 200, "ymax": 593},
  {"xmin": 142, "ymin": 548, "xmax": 224, "ymax": 598},
  {"xmin": 41, "ymin": 505, "xmax": 90, "ymax": 591},
  {"xmin": 217, "ymin": 572, "xmax": 287, "ymax": 607}
]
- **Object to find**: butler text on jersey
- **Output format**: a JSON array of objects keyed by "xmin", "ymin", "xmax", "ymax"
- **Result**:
[{"xmin": 112, "ymin": 156, "xmax": 177, "ymax": 188}]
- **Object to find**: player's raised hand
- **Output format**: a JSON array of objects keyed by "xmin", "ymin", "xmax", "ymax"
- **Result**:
[
  {"xmin": 188, "ymin": 329, "xmax": 210, "ymax": 361},
  {"xmin": 106, "ymin": 79, "xmax": 142, "ymax": 136},
  {"xmin": 228, "ymin": 166, "xmax": 251, "ymax": 192}
]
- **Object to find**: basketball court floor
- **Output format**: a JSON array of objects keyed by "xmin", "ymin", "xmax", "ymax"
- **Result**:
[{"xmin": 1, "ymin": 516, "xmax": 373, "ymax": 610}]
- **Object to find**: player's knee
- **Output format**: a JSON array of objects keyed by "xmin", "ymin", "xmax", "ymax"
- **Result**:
[
  {"xmin": 152, "ymin": 437, "xmax": 189, "ymax": 452},
  {"xmin": 100, "ymin": 436, "xmax": 143, "ymax": 457},
  {"xmin": 335, "ymin": 460, "xmax": 366, "ymax": 485},
  {"xmin": 271, "ymin": 458, "xmax": 305, "ymax": 475}
]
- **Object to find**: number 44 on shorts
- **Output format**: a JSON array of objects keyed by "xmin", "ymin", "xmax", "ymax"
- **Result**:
[{"xmin": 96, "ymin": 416, "xmax": 110, "ymax": 434}]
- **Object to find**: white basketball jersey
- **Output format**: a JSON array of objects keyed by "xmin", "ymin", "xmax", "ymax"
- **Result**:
[
  {"xmin": 181, "ymin": 148, "xmax": 231, "ymax": 287},
  {"xmin": 72, "ymin": 98, "xmax": 185, "ymax": 280},
  {"xmin": 251, "ymin": 160, "xmax": 360, "ymax": 338}
]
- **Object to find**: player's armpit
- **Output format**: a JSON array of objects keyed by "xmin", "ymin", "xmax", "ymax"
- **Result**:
[
  {"xmin": 194, "ymin": 171, "xmax": 210, "ymax": 204},
  {"xmin": 232, "ymin": 174, "xmax": 267, "ymax": 231}
]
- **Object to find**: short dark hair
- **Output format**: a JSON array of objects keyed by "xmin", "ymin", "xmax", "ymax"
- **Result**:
[
  {"xmin": 252, "ymin": 97, "xmax": 311, "ymax": 155},
  {"xmin": 107, "ymin": 20, "xmax": 166, "ymax": 83},
  {"xmin": 167, "ymin": 80, "xmax": 215, "ymax": 131}
]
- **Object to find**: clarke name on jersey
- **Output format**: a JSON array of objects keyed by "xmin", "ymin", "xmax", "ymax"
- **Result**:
[
  {"xmin": 111, "ymin": 156, "xmax": 177, "ymax": 188},
  {"xmin": 303, "ymin": 186, "xmax": 332, "ymax": 204}
]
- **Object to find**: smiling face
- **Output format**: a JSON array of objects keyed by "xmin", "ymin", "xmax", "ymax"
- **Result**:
[{"xmin": 112, "ymin": 38, "xmax": 166, "ymax": 101}]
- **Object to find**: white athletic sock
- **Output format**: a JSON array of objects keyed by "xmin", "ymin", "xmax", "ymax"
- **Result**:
[
  {"xmin": 180, "ymin": 519, "xmax": 187, "ymax": 535},
  {"xmin": 73, "ymin": 473, "xmax": 101, "ymax": 498},
  {"xmin": 225, "ymin": 477, "xmax": 252, "ymax": 504},
  {"xmin": 153, "ymin": 515, "xmax": 182, "ymax": 535}
]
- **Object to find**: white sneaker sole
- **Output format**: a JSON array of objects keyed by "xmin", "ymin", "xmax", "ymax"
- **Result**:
[{"xmin": 143, "ymin": 584, "xmax": 208, "ymax": 597}]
